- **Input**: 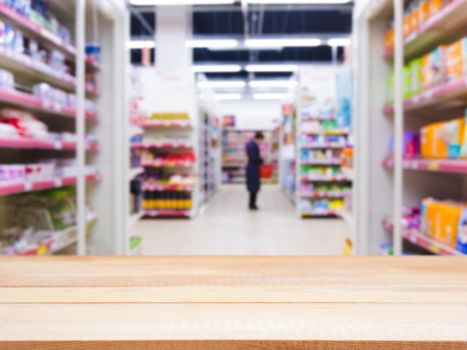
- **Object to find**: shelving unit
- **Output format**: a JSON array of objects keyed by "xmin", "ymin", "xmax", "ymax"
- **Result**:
[
  {"xmin": 279, "ymin": 103, "xmax": 297, "ymax": 203},
  {"xmin": 139, "ymin": 113, "xmax": 197, "ymax": 219},
  {"xmin": 0, "ymin": 1, "xmax": 128, "ymax": 256},
  {"xmin": 354, "ymin": 0, "xmax": 467, "ymax": 256},
  {"xmin": 296, "ymin": 67, "xmax": 353, "ymax": 218},
  {"xmin": 198, "ymin": 110, "xmax": 220, "ymax": 205},
  {"xmin": 222, "ymin": 129, "xmax": 277, "ymax": 185}
]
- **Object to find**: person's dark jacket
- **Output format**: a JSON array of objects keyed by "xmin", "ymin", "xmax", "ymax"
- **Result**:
[{"xmin": 246, "ymin": 139, "xmax": 263, "ymax": 193}]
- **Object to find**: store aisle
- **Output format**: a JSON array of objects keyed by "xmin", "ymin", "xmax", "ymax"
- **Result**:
[{"xmin": 136, "ymin": 185, "xmax": 348, "ymax": 256}]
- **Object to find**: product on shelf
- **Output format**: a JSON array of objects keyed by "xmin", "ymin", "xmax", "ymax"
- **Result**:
[
  {"xmin": 298, "ymin": 198, "xmax": 345, "ymax": 214},
  {"xmin": 384, "ymin": 0, "xmax": 454, "ymax": 53},
  {"xmin": 386, "ymin": 35, "xmax": 467, "ymax": 103},
  {"xmin": 142, "ymin": 190, "xmax": 192, "ymax": 210},
  {"xmin": 421, "ymin": 117, "xmax": 465, "ymax": 159},
  {"xmin": 149, "ymin": 113, "xmax": 190, "ymax": 120},
  {"xmin": 141, "ymin": 150, "xmax": 196, "ymax": 165},
  {"xmin": 0, "ymin": 0, "xmax": 73, "ymax": 46},
  {"xmin": 0, "ymin": 187, "xmax": 95, "ymax": 255}
]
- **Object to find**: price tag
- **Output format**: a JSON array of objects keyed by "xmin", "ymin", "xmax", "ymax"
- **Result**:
[
  {"xmin": 24, "ymin": 182, "xmax": 33, "ymax": 192},
  {"xmin": 431, "ymin": 245, "xmax": 440, "ymax": 254},
  {"xmin": 54, "ymin": 178, "xmax": 63, "ymax": 188},
  {"xmin": 42, "ymin": 100, "xmax": 51, "ymax": 110},
  {"xmin": 37, "ymin": 245, "xmax": 48, "ymax": 256},
  {"xmin": 54, "ymin": 102, "xmax": 61, "ymax": 112},
  {"xmin": 54, "ymin": 141, "xmax": 62, "ymax": 150},
  {"xmin": 428, "ymin": 161, "xmax": 439, "ymax": 171}
]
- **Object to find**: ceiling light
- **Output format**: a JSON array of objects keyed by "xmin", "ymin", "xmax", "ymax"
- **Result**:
[
  {"xmin": 245, "ymin": 38, "xmax": 322, "ymax": 49},
  {"xmin": 128, "ymin": 40, "xmax": 156, "ymax": 49},
  {"xmin": 130, "ymin": 0, "xmax": 235, "ymax": 5},
  {"xmin": 192, "ymin": 65, "xmax": 242, "ymax": 73},
  {"xmin": 253, "ymin": 93, "xmax": 287, "ymax": 100},
  {"xmin": 245, "ymin": 64, "xmax": 299, "ymax": 72},
  {"xmin": 327, "ymin": 38, "xmax": 351, "ymax": 47},
  {"xmin": 197, "ymin": 80, "xmax": 246, "ymax": 88},
  {"xmin": 215, "ymin": 93, "xmax": 243, "ymax": 100},
  {"xmin": 186, "ymin": 39, "xmax": 239, "ymax": 49},
  {"xmin": 249, "ymin": 80, "xmax": 298, "ymax": 88},
  {"xmin": 246, "ymin": 0, "xmax": 350, "ymax": 3}
]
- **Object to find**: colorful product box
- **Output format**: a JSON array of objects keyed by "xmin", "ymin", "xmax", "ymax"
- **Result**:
[
  {"xmin": 420, "ymin": 117, "xmax": 465, "ymax": 159},
  {"xmin": 421, "ymin": 48, "xmax": 443, "ymax": 90},
  {"xmin": 422, "ymin": 198, "xmax": 465, "ymax": 248},
  {"xmin": 444, "ymin": 38, "xmax": 467, "ymax": 82}
]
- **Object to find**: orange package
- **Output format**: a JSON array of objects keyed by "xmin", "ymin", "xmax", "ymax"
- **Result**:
[
  {"xmin": 419, "ymin": 0, "xmax": 430, "ymax": 23},
  {"xmin": 439, "ymin": 202, "xmax": 463, "ymax": 247},
  {"xmin": 421, "ymin": 118, "xmax": 465, "ymax": 159},
  {"xmin": 429, "ymin": 0, "xmax": 443, "ymax": 16},
  {"xmin": 444, "ymin": 38, "xmax": 467, "ymax": 82}
]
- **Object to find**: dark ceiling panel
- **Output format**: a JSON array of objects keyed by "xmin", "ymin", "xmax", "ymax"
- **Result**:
[{"xmin": 193, "ymin": 11, "xmax": 244, "ymax": 35}]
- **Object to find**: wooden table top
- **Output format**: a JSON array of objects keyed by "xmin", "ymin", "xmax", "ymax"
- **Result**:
[{"xmin": 0, "ymin": 256, "xmax": 466, "ymax": 349}]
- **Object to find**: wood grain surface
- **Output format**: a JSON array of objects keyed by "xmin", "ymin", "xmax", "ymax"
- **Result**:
[{"xmin": 0, "ymin": 256, "xmax": 466, "ymax": 349}]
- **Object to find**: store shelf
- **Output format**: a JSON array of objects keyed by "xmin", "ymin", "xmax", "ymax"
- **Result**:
[
  {"xmin": 301, "ymin": 143, "xmax": 347, "ymax": 149},
  {"xmin": 383, "ymin": 156, "xmax": 467, "ymax": 174},
  {"xmin": 302, "ymin": 129, "xmax": 350, "ymax": 136},
  {"xmin": 132, "ymin": 141, "xmax": 193, "ymax": 150},
  {"xmin": 382, "ymin": 218, "xmax": 463, "ymax": 256},
  {"xmin": 0, "ymin": 88, "xmax": 98, "ymax": 121},
  {"xmin": 301, "ymin": 175, "xmax": 352, "ymax": 182},
  {"xmin": 0, "ymin": 4, "xmax": 76, "ymax": 59},
  {"xmin": 0, "ymin": 136, "xmax": 98, "ymax": 151},
  {"xmin": 384, "ymin": 0, "xmax": 467, "ymax": 60},
  {"xmin": 302, "ymin": 116, "xmax": 336, "ymax": 122},
  {"xmin": 301, "ymin": 209, "xmax": 341, "ymax": 218},
  {"xmin": 383, "ymin": 76, "xmax": 467, "ymax": 116},
  {"xmin": 16, "ymin": 213, "xmax": 98, "ymax": 256},
  {"xmin": 142, "ymin": 160, "xmax": 195, "ymax": 168},
  {"xmin": 142, "ymin": 183, "xmax": 194, "ymax": 191},
  {"xmin": 301, "ymin": 159, "xmax": 341, "ymax": 166},
  {"xmin": 143, "ymin": 210, "xmax": 191, "ymax": 218},
  {"xmin": 0, "ymin": 173, "xmax": 100, "ymax": 197},
  {"xmin": 300, "ymin": 191, "xmax": 349, "ymax": 199},
  {"xmin": 140, "ymin": 120, "xmax": 192, "ymax": 129}
]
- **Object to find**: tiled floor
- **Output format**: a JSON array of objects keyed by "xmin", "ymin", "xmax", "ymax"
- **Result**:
[{"xmin": 136, "ymin": 185, "xmax": 348, "ymax": 256}]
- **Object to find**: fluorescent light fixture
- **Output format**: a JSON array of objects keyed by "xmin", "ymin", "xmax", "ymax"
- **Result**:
[
  {"xmin": 327, "ymin": 38, "xmax": 351, "ymax": 47},
  {"xmin": 246, "ymin": 0, "xmax": 350, "ymax": 3},
  {"xmin": 245, "ymin": 64, "xmax": 299, "ymax": 72},
  {"xmin": 214, "ymin": 93, "xmax": 243, "ymax": 100},
  {"xmin": 186, "ymin": 39, "xmax": 239, "ymax": 49},
  {"xmin": 249, "ymin": 80, "xmax": 298, "ymax": 88},
  {"xmin": 197, "ymin": 80, "xmax": 246, "ymax": 88},
  {"xmin": 192, "ymin": 65, "xmax": 242, "ymax": 73},
  {"xmin": 128, "ymin": 40, "xmax": 156, "ymax": 49},
  {"xmin": 130, "ymin": 0, "xmax": 235, "ymax": 5},
  {"xmin": 253, "ymin": 93, "xmax": 287, "ymax": 100},
  {"xmin": 245, "ymin": 38, "xmax": 322, "ymax": 49}
]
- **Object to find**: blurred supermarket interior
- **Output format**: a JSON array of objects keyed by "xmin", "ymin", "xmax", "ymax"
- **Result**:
[{"xmin": 0, "ymin": 0, "xmax": 466, "ymax": 257}]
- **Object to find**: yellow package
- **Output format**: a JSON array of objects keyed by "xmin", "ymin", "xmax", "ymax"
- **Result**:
[
  {"xmin": 445, "ymin": 38, "xmax": 467, "ymax": 82},
  {"xmin": 424, "ymin": 200, "xmax": 443, "ymax": 240},
  {"xmin": 421, "ymin": 118, "xmax": 465, "ymax": 159}
]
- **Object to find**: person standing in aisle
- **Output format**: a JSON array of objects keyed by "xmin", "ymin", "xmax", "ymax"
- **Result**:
[{"xmin": 246, "ymin": 131, "xmax": 264, "ymax": 210}]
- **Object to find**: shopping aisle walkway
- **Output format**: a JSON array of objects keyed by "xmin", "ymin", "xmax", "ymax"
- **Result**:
[{"xmin": 136, "ymin": 185, "xmax": 348, "ymax": 255}]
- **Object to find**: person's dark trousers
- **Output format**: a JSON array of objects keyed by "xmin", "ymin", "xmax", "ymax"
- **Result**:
[{"xmin": 249, "ymin": 191, "xmax": 258, "ymax": 209}]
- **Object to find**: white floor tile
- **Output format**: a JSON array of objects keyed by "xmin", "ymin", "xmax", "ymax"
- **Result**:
[{"xmin": 136, "ymin": 185, "xmax": 346, "ymax": 256}]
